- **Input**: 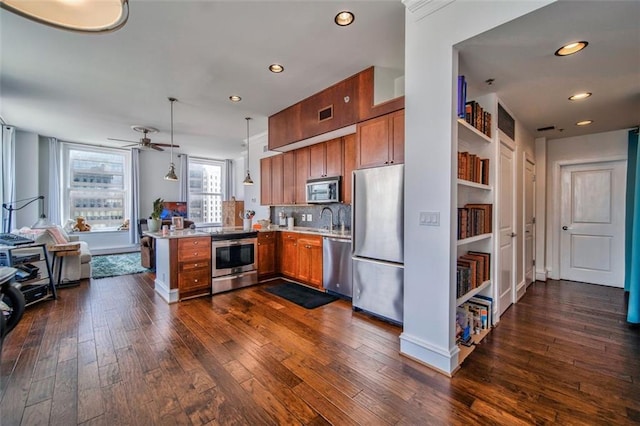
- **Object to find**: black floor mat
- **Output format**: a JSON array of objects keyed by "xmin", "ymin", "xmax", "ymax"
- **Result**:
[{"xmin": 265, "ymin": 281, "xmax": 338, "ymax": 309}]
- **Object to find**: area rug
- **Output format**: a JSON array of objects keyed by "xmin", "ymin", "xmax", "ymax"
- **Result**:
[
  {"xmin": 265, "ymin": 281, "xmax": 338, "ymax": 309},
  {"xmin": 91, "ymin": 252, "xmax": 150, "ymax": 279}
]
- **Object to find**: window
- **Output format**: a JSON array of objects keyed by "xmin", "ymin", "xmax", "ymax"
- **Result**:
[
  {"xmin": 62, "ymin": 144, "xmax": 130, "ymax": 230},
  {"xmin": 188, "ymin": 158, "xmax": 226, "ymax": 225}
]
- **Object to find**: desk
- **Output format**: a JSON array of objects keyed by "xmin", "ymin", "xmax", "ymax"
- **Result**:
[
  {"xmin": 1, "ymin": 243, "xmax": 57, "ymax": 305},
  {"xmin": 48, "ymin": 243, "xmax": 81, "ymax": 288}
]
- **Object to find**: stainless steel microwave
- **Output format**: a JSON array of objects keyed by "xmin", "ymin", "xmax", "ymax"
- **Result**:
[{"xmin": 306, "ymin": 176, "xmax": 341, "ymax": 204}]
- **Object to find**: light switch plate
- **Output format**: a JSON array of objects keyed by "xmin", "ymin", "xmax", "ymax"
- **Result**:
[
  {"xmin": 419, "ymin": 211, "xmax": 440, "ymax": 226},
  {"xmin": 307, "ymin": 214, "xmax": 312, "ymax": 221}
]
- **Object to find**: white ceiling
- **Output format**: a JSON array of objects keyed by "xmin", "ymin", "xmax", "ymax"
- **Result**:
[{"xmin": 1, "ymin": 1, "xmax": 638, "ymax": 160}]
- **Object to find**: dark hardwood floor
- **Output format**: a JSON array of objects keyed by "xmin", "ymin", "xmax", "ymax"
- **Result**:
[{"xmin": 1, "ymin": 275, "xmax": 639, "ymax": 425}]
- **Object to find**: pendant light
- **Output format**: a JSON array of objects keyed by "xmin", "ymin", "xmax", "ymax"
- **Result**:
[
  {"xmin": 164, "ymin": 97, "xmax": 178, "ymax": 181},
  {"xmin": 243, "ymin": 117, "xmax": 254, "ymax": 185},
  {"xmin": 0, "ymin": 0, "xmax": 129, "ymax": 33}
]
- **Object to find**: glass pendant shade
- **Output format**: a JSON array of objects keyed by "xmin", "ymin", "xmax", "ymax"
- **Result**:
[
  {"xmin": 164, "ymin": 163, "xmax": 178, "ymax": 181},
  {"xmin": 0, "ymin": 0, "xmax": 129, "ymax": 33},
  {"xmin": 243, "ymin": 171, "xmax": 254, "ymax": 185}
]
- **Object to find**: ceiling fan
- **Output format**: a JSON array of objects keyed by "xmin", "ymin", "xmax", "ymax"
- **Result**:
[{"xmin": 108, "ymin": 126, "xmax": 179, "ymax": 151}]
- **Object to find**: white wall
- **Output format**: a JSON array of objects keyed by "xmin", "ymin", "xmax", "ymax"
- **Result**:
[
  {"xmin": 138, "ymin": 149, "xmax": 181, "ymax": 219},
  {"xmin": 543, "ymin": 128, "xmax": 629, "ymax": 279},
  {"xmin": 402, "ymin": 0, "xmax": 552, "ymax": 374}
]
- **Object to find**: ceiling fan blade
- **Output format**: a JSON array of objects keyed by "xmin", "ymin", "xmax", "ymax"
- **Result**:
[
  {"xmin": 108, "ymin": 137, "xmax": 138, "ymax": 143},
  {"xmin": 153, "ymin": 143, "xmax": 180, "ymax": 148},
  {"xmin": 151, "ymin": 145, "xmax": 165, "ymax": 151},
  {"xmin": 122, "ymin": 143, "xmax": 140, "ymax": 148}
]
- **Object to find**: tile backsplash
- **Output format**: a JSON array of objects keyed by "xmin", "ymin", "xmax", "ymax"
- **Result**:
[{"xmin": 269, "ymin": 204, "xmax": 351, "ymax": 230}]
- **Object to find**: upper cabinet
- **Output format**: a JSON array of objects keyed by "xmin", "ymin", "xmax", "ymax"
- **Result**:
[
  {"xmin": 356, "ymin": 109, "xmax": 404, "ymax": 169},
  {"xmin": 268, "ymin": 67, "xmax": 404, "ymax": 151},
  {"xmin": 309, "ymin": 137, "xmax": 343, "ymax": 179}
]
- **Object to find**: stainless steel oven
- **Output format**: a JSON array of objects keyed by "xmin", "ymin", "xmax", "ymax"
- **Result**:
[
  {"xmin": 212, "ymin": 237, "xmax": 257, "ymax": 277},
  {"xmin": 209, "ymin": 231, "xmax": 258, "ymax": 294}
]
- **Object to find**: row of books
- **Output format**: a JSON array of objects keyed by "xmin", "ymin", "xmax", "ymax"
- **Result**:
[
  {"xmin": 456, "ymin": 251, "xmax": 491, "ymax": 298},
  {"xmin": 457, "ymin": 203, "xmax": 492, "ymax": 240},
  {"xmin": 458, "ymin": 151, "xmax": 489, "ymax": 184},
  {"xmin": 456, "ymin": 296, "xmax": 494, "ymax": 345},
  {"xmin": 457, "ymin": 76, "xmax": 492, "ymax": 138}
]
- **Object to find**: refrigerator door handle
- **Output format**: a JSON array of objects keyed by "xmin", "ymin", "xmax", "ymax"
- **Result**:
[{"xmin": 352, "ymin": 256, "xmax": 404, "ymax": 269}]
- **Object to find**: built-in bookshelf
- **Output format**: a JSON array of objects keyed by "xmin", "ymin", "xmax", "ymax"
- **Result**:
[{"xmin": 455, "ymin": 88, "xmax": 496, "ymax": 368}]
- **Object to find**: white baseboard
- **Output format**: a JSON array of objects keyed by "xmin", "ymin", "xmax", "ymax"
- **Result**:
[
  {"xmin": 536, "ymin": 269, "xmax": 547, "ymax": 281},
  {"xmin": 399, "ymin": 332, "xmax": 457, "ymax": 376},
  {"xmin": 154, "ymin": 278, "xmax": 179, "ymax": 303},
  {"xmin": 516, "ymin": 279, "xmax": 527, "ymax": 300}
]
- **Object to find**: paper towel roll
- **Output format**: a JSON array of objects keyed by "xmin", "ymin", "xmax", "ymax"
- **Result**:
[{"xmin": 287, "ymin": 217, "xmax": 294, "ymax": 229}]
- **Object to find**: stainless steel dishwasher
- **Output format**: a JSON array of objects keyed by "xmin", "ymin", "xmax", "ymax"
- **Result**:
[{"xmin": 322, "ymin": 237, "xmax": 353, "ymax": 298}]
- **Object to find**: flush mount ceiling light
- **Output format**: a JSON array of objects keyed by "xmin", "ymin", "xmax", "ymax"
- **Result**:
[
  {"xmin": 164, "ymin": 97, "xmax": 178, "ymax": 181},
  {"xmin": 576, "ymin": 120, "xmax": 594, "ymax": 126},
  {"xmin": 568, "ymin": 92, "xmax": 592, "ymax": 101},
  {"xmin": 334, "ymin": 11, "xmax": 354, "ymax": 26},
  {"xmin": 229, "ymin": 95, "xmax": 242, "ymax": 102},
  {"xmin": 243, "ymin": 117, "xmax": 254, "ymax": 186},
  {"xmin": 554, "ymin": 41, "xmax": 588, "ymax": 56},
  {"xmin": 269, "ymin": 64, "xmax": 284, "ymax": 73},
  {"xmin": 0, "ymin": 0, "xmax": 129, "ymax": 33}
]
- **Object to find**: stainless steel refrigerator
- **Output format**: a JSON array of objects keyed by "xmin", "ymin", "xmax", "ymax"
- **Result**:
[{"xmin": 352, "ymin": 164, "xmax": 404, "ymax": 324}]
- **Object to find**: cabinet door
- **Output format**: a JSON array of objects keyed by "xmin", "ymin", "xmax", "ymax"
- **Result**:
[
  {"xmin": 325, "ymin": 137, "xmax": 343, "ymax": 177},
  {"xmin": 356, "ymin": 114, "xmax": 390, "ymax": 169},
  {"xmin": 258, "ymin": 232, "xmax": 276, "ymax": 278},
  {"xmin": 342, "ymin": 134, "xmax": 356, "ymax": 205},
  {"xmin": 268, "ymin": 103, "xmax": 302, "ymax": 150},
  {"xmin": 308, "ymin": 240, "xmax": 323, "ymax": 288},
  {"xmin": 271, "ymin": 154, "xmax": 284, "ymax": 205},
  {"xmin": 260, "ymin": 157, "xmax": 272, "ymax": 206},
  {"xmin": 297, "ymin": 236, "xmax": 323, "ymax": 288},
  {"xmin": 178, "ymin": 262, "xmax": 210, "ymax": 294},
  {"xmin": 294, "ymin": 147, "xmax": 310, "ymax": 204},
  {"xmin": 309, "ymin": 143, "xmax": 326, "ymax": 179},
  {"xmin": 177, "ymin": 237, "xmax": 211, "ymax": 262},
  {"xmin": 390, "ymin": 109, "xmax": 405, "ymax": 165},
  {"xmin": 282, "ymin": 151, "xmax": 296, "ymax": 205},
  {"xmin": 279, "ymin": 232, "xmax": 298, "ymax": 278}
]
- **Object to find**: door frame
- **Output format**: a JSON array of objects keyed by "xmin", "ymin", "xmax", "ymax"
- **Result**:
[
  {"xmin": 521, "ymin": 151, "xmax": 535, "ymax": 298},
  {"xmin": 550, "ymin": 155, "xmax": 627, "ymax": 280}
]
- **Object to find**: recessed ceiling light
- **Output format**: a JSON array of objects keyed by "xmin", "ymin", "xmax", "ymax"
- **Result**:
[
  {"xmin": 569, "ymin": 92, "xmax": 592, "ymax": 101},
  {"xmin": 334, "ymin": 11, "xmax": 354, "ymax": 26},
  {"xmin": 229, "ymin": 95, "xmax": 242, "ymax": 102},
  {"xmin": 576, "ymin": 120, "xmax": 593, "ymax": 126},
  {"xmin": 269, "ymin": 64, "xmax": 284, "ymax": 73},
  {"xmin": 555, "ymin": 41, "xmax": 588, "ymax": 56}
]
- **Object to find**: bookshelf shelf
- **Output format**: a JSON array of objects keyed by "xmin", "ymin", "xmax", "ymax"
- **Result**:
[
  {"xmin": 456, "ymin": 280, "xmax": 491, "ymax": 306},
  {"xmin": 457, "ymin": 233, "xmax": 491, "ymax": 246},
  {"xmin": 457, "ymin": 119, "xmax": 491, "ymax": 144},
  {"xmin": 458, "ymin": 179, "xmax": 491, "ymax": 191},
  {"xmin": 457, "ymin": 328, "xmax": 491, "ymax": 365}
]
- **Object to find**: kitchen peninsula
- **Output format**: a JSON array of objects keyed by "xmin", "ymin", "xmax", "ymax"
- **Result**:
[{"xmin": 146, "ymin": 226, "xmax": 350, "ymax": 304}]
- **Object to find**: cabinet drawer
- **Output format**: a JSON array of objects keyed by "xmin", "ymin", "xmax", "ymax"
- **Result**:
[
  {"xmin": 178, "ymin": 268, "xmax": 210, "ymax": 291},
  {"xmin": 178, "ymin": 237, "xmax": 211, "ymax": 261},
  {"xmin": 179, "ymin": 260, "xmax": 210, "ymax": 273}
]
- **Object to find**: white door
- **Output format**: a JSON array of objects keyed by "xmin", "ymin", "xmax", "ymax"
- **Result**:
[
  {"xmin": 560, "ymin": 160, "xmax": 626, "ymax": 287},
  {"xmin": 524, "ymin": 157, "xmax": 535, "ymax": 288},
  {"xmin": 498, "ymin": 141, "xmax": 515, "ymax": 315}
]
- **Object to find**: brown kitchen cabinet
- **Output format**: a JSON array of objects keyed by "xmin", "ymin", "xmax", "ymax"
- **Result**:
[
  {"xmin": 356, "ymin": 66, "xmax": 405, "ymax": 122},
  {"xmin": 177, "ymin": 236, "xmax": 211, "ymax": 300},
  {"xmin": 260, "ymin": 157, "xmax": 272, "ymax": 206},
  {"xmin": 309, "ymin": 137, "xmax": 343, "ymax": 179},
  {"xmin": 279, "ymin": 232, "xmax": 299, "ymax": 279},
  {"xmin": 294, "ymin": 147, "xmax": 310, "ymax": 204},
  {"xmin": 356, "ymin": 109, "xmax": 404, "ymax": 169},
  {"xmin": 270, "ymin": 154, "xmax": 284, "ymax": 205},
  {"xmin": 342, "ymin": 133, "xmax": 356, "ymax": 205},
  {"xmin": 257, "ymin": 231, "xmax": 277, "ymax": 280},
  {"xmin": 268, "ymin": 103, "xmax": 302, "ymax": 150},
  {"xmin": 297, "ymin": 235, "xmax": 323, "ymax": 289},
  {"xmin": 282, "ymin": 151, "xmax": 296, "ymax": 204}
]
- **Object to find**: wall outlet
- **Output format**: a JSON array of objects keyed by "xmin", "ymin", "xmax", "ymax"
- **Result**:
[{"xmin": 307, "ymin": 214, "xmax": 312, "ymax": 221}]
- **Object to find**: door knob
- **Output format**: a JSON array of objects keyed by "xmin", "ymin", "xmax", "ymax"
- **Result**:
[
  {"xmin": 562, "ymin": 226, "xmax": 568, "ymax": 230},
  {"xmin": 510, "ymin": 232, "xmax": 516, "ymax": 237}
]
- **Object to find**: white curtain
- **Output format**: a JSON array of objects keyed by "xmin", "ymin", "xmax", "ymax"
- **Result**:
[
  {"xmin": 47, "ymin": 137, "xmax": 61, "ymax": 225},
  {"xmin": 178, "ymin": 153, "xmax": 188, "ymax": 202},
  {"xmin": 130, "ymin": 148, "xmax": 141, "ymax": 244},
  {"xmin": 225, "ymin": 159, "xmax": 233, "ymax": 200},
  {"xmin": 1, "ymin": 126, "xmax": 16, "ymax": 232}
]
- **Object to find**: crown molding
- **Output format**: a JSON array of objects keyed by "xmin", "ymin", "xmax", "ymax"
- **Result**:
[{"xmin": 402, "ymin": 0, "xmax": 455, "ymax": 21}]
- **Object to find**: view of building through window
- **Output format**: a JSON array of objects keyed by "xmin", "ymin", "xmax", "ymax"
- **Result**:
[
  {"xmin": 64, "ymin": 145, "xmax": 129, "ymax": 230},
  {"xmin": 188, "ymin": 159, "xmax": 225, "ymax": 225}
]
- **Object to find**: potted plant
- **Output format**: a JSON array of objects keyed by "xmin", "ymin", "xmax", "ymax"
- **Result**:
[{"xmin": 148, "ymin": 198, "xmax": 164, "ymax": 232}]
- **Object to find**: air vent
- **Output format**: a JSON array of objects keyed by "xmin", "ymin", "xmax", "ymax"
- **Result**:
[
  {"xmin": 537, "ymin": 125, "xmax": 556, "ymax": 132},
  {"xmin": 497, "ymin": 103, "xmax": 515, "ymax": 140},
  {"xmin": 318, "ymin": 105, "xmax": 333, "ymax": 122}
]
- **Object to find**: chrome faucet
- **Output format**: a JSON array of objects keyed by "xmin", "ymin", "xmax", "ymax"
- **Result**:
[{"xmin": 321, "ymin": 206, "xmax": 334, "ymax": 233}]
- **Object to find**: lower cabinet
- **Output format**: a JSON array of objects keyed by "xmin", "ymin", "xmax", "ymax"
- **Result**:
[
  {"xmin": 278, "ymin": 232, "xmax": 323, "ymax": 289},
  {"xmin": 257, "ymin": 231, "xmax": 277, "ymax": 280},
  {"xmin": 177, "ymin": 236, "xmax": 211, "ymax": 300}
]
